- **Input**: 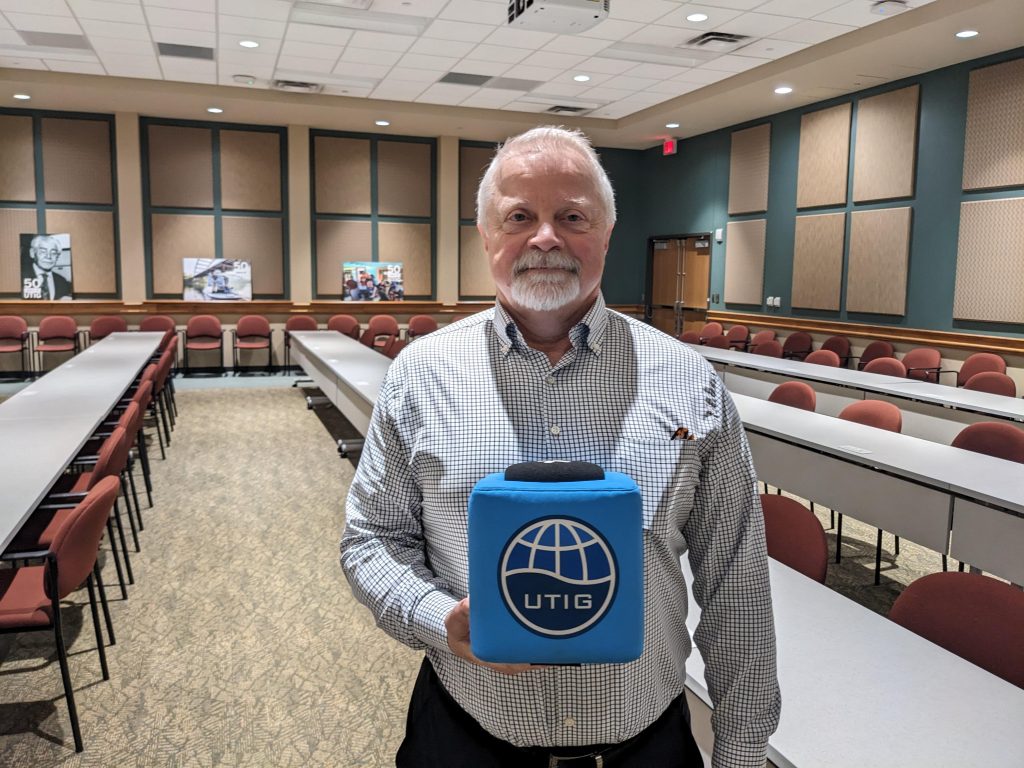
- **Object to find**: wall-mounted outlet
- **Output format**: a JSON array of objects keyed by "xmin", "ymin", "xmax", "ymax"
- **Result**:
[
  {"xmin": 712, "ymin": 293, "xmax": 720, "ymax": 303},
  {"xmin": 773, "ymin": 297, "xmax": 782, "ymax": 308},
  {"xmin": 714, "ymin": 228, "xmax": 724, "ymax": 243}
]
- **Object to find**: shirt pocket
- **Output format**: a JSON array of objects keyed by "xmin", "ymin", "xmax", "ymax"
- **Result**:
[{"xmin": 606, "ymin": 438, "xmax": 701, "ymax": 536}]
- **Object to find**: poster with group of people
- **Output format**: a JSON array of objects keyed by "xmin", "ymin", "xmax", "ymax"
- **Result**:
[
  {"xmin": 20, "ymin": 233, "xmax": 73, "ymax": 300},
  {"xmin": 343, "ymin": 262, "xmax": 404, "ymax": 302}
]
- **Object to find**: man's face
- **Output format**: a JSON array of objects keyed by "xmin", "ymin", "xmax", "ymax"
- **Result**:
[
  {"xmin": 31, "ymin": 238, "xmax": 61, "ymax": 271},
  {"xmin": 479, "ymin": 151, "xmax": 612, "ymax": 316}
]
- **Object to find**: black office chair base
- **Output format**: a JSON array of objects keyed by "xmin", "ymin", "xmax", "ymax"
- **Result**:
[
  {"xmin": 306, "ymin": 395, "xmax": 329, "ymax": 409},
  {"xmin": 338, "ymin": 438, "xmax": 364, "ymax": 459}
]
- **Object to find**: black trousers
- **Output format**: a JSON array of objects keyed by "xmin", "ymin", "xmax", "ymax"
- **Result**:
[{"xmin": 396, "ymin": 659, "xmax": 705, "ymax": 768}]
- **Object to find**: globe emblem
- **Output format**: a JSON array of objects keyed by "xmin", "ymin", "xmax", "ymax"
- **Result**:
[{"xmin": 499, "ymin": 517, "xmax": 617, "ymax": 637}]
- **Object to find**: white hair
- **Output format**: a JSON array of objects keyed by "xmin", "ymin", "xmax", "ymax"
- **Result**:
[{"xmin": 475, "ymin": 126, "xmax": 617, "ymax": 228}]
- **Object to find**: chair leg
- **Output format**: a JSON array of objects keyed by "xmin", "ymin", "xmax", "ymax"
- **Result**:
[
  {"xmin": 835, "ymin": 513, "xmax": 843, "ymax": 564},
  {"xmin": 93, "ymin": 562, "xmax": 115, "ymax": 645},
  {"xmin": 137, "ymin": 430, "xmax": 154, "ymax": 506},
  {"xmin": 120, "ymin": 477, "xmax": 141, "ymax": 553},
  {"xmin": 942, "ymin": 554, "xmax": 948, "ymax": 572},
  {"xmin": 894, "ymin": 535, "xmax": 900, "ymax": 556},
  {"xmin": 149, "ymin": 404, "xmax": 166, "ymax": 460},
  {"xmin": 874, "ymin": 528, "xmax": 883, "ymax": 586},
  {"xmin": 85, "ymin": 575, "xmax": 109, "ymax": 681},
  {"xmin": 125, "ymin": 466, "xmax": 143, "ymax": 534},
  {"xmin": 112, "ymin": 500, "xmax": 135, "ymax": 585},
  {"xmin": 157, "ymin": 393, "xmax": 172, "ymax": 447},
  {"xmin": 105, "ymin": 518, "xmax": 128, "ymax": 601},
  {"xmin": 52, "ymin": 601, "xmax": 84, "ymax": 752}
]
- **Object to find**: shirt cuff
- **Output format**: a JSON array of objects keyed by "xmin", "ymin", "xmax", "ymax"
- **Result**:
[
  {"xmin": 411, "ymin": 589, "xmax": 459, "ymax": 652},
  {"xmin": 712, "ymin": 739, "xmax": 768, "ymax": 768}
]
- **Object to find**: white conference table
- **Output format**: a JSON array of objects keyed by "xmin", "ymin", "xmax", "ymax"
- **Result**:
[
  {"xmin": 682, "ymin": 555, "xmax": 1024, "ymax": 768},
  {"xmin": 692, "ymin": 345, "xmax": 1024, "ymax": 443},
  {"xmin": 0, "ymin": 332, "xmax": 164, "ymax": 549},
  {"xmin": 733, "ymin": 393, "xmax": 1024, "ymax": 585}
]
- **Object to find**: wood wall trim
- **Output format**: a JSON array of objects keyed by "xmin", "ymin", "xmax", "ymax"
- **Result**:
[{"xmin": 708, "ymin": 310, "xmax": 1024, "ymax": 355}]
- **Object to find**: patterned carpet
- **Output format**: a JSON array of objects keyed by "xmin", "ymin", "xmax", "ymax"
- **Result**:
[{"xmin": 0, "ymin": 387, "xmax": 957, "ymax": 765}]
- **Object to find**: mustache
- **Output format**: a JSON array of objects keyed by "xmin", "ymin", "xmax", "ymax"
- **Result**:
[{"xmin": 512, "ymin": 249, "xmax": 581, "ymax": 276}]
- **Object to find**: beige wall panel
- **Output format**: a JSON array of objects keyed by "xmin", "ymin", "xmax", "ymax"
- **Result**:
[
  {"xmin": 797, "ymin": 103, "xmax": 851, "ymax": 209},
  {"xmin": 379, "ymin": 222, "xmax": 431, "ymax": 296},
  {"xmin": 378, "ymin": 141, "xmax": 431, "ymax": 217},
  {"xmin": 151, "ymin": 214, "xmax": 215, "ymax": 295},
  {"xmin": 148, "ymin": 124, "xmax": 213, "ymax": 208},
  {"xmin": 853, "ymin": 85, "xmax": 919, "ymax": 202},
  {"xmin": 314, "ymin": 136, "xmax": 371, "ymax": 214},
  {"xmin": 791, "ymin": 212, "xmax": 845, "ymax": 310},
  {"xmin": 460, "ymin": 145, "xmax": 494, "ymax": 221},
  {"xmin": 728, "ymin": 123, "xmax": 771, "ymax": 215},
  {"xmin": 953, "ymin": 197, "xmax": 1024, "ymax": 323},
  {"xmin": 222, "ymin": 216, "xmax": 284, "ymax": 295},
  {"xmin": 316, "ymin": 219, "xmax": 371, "ymax": 296},
  {"xmin": 460, "ymin": 225, "xmax": 494, "ymax": 297},
  {"xmin": 963, "ymin": 58, "xmax": 1024, "ymax": 190},
  {"xmin": 723, "ymin": 219, "xmax": 766, "ymax": 305},
  {"xmin": 42, "ymin": 118, "xmax": 113, "ymax": 205},
  {"xmin": 846, "ymin": 207, "xmax": 911, "ymax": 315},
  {"xmin": 0, "ymin": 208, "xmax": 38, "ymax": 293},
  {"xmin": 45, "ymin": 209, "xmax": 116, "ymax": 293},
  {"xmin": 0, "ymin": 115, "xmax": 36, "ymax": 202},
  {"xmin": 220, "ymin": 130, "xmax": 281, "ymax": 211}
]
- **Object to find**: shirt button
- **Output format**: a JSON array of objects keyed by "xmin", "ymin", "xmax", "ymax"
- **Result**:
[
  {"xmin": 563, "ymin": 716, "xmax": 575, "ymax": 727},
  {"xmin": 549, "ymin": 425, "xmax": 561, "ymax": 436},
  {"xmin": 545, "ymin": 375, "xmax": 556, "ymax": 385}
]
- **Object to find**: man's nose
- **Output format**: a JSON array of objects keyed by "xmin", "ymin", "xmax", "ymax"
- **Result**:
[{"xmin": 528, "ymin": 221, "xmax": 563, "ymax": 251}]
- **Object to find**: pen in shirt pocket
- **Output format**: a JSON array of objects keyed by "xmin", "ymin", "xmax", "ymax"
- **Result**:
[{"xmin": 671, "ymin": 426, "xmax": 696, "ymax": 441}]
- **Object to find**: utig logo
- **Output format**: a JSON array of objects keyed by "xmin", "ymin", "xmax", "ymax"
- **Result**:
[{"xmin": 499, "ymin": 517, "xmax": 617, "ymax": 637}]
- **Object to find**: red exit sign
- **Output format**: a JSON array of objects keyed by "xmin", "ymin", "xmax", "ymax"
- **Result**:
[{"xmin": 663, "ymin": 137, "xmax": 677, "ymax": 156}]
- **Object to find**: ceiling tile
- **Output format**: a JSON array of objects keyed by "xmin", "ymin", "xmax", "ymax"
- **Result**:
[
  {"xmin": 737, "ymin": 37, "xmax": 809, "ymax": 57},
  {"xmin": 144, "ymin": 1, "xmax": 214, "ymax": 11},
  {"xmin": 276, "ymin": 54, "xmax": 336, "ymax": 73},
  {"xmin": 218, "ymin": 0, "xmax": 290, "ymax": 22},
  {"xmin": 698, "ymin": 53, "xmax": 769, "ymax": 72},
  {"xmin": 408, "ymin": 37, "xmax": 475, "ymax": 58},
  {"xmin": 624, "ymin": 26, "xmax": 696, "ymax": 47},
  {"xmin": 672, "ymin": 67, "xmax": 734, "ymax": 84},
  {"xmin": 424, "ymin": 19, "xmax": 495, "ymax": 43},
  {"xmin": 348, "ymin": 31, "xmax": 415, "ymax": 52},
  {"xmin": 531, "ymin": 82, "xmax": 590, "ymax": 98},
  {"xmin": 693, "ymin": 0, "xmax": 767, "ymax": 9},
  {"xmin": 45, "ymin": 57, "xmax": 105, "ymax": 73},
  {"xmin": 416, "ymin": 81, "xmax": 479, "ymax": 105},
  {"xmin": 755, "ymin": 0, "xmax": 847, "ymax": 18},
  {"xmin": 218, "ymin": 33, "xmax": 281, "ymax": 53},
  {"xmin": 713, "ymin": 12, "xmax": 802, "ymax": 37},
  {"xmin": 398, "ymin": 52, "xmax": 459, "ymax": 71},
  {"xmin": 438, "ymin": 0, "xmax": 503, "ymax": 25},
  {"xmin": 340, "ymin": 46, "xmax": 403, "ymax": 66},
  {"xmin": 217, "ymin": 56, "xmax": 274, "ymax": 77},
  {"xmin": 814, "ymin": 0, "xmax": 899, "ymax": 26},
  {"xmin": 484, "ymin": 27, "xmax": 556, "ymax": 50},
  {"xmin": 321, "ymin": 85, "xmax": 373, "ymax": 97},
  {"xmin": 452, "ymin": 58, "xmax": 509, "ymax": 77},
  {"xmin": 5, "ymin": 13, "xmax": 82, "ymax": 34},
  {"xmin": 68, "ymin": 0, "xmax": 145, "ymax": 23},
  {"xmin": 143, "ymin": 8, "xmax": 215, "ymax": 32},
  {"xmin": 150, "ymin": 25, "xmax": 214, "ymax": 48},
  {"xmin": 371, "ymin": 80, "xmax": 429, "ymax": 101},
  {"xmin": 217, "ymin": 15, "xmax": 282, "ymax": 37},
  {"xmin": 0, "ymin": 0, "xmax": 71, "ymax": 16},
  {"xmin": 502, "ymin": 101, "xmax": 551, "ymax": 113},
  {"xmin": 646, "ymin": 79, "xmax": 705, "ymax": 96},
  {"xmin": 609, "ymin": 0, "xmax": 682, "ymax": 23},
  {"xmin": 467, "ymin": 43, "xmax": 530, "ymax": 64},
  {"xmin": 331, "ymin": 61, "xmax": 391, "ymax": 79},
  {"xmin": 771, "ymin": 19, "xmax": 854, "ymax": 43},
  {"xmin": 280, "ymin": 39, "xmax": 342, "ymax": 61},
  {"xmin": 603, "ymin": 74, "xmax": 660, "ymax": 91},
  {"xmin": 90, "ymin": 35, "xmax": 153, "ymax": 54},
  {"xmin": 0, "ymin": 55, "xmax": 49, "ymax": 68},
  {"xmin": 625, "ymin": 62, "xmax": 692, "ymax": 79},
  {"xmin": 283, "ymin": 24, "xmax": 352, "ymax": 46},
  {"xmin": 98, "ymin": 52, "xmax": 161, "ymax": 77},
  {"xmin": 387, "ymin": 66, "xmax": 444, "ymax": 83},
  {"xmin": 506, "ymin": 64, "xmax": 563, "ymax": 81},
  {"xmin": 659, "ymin": 5, "xmax": 742, "ymax": 29},
  {"xmin": 78, "ymin": 18, "xmax": 146, "ymax": 38},
  {"xmin": 522, "ymin": 50, "xmax": 586, "ymax": 69},
  {"xmin": 580, "ymin": 56, "xmax": 639, "ymax": 75},
  {"xmin": 371, "ymin": 0, "xmax": 447, "ymax": 15},
  {"xmin": 459, "ymin": 88, "xmax": 523, "ymax": 109},
  {"xmin": 578, "ymin": 19, "xmax": 644, "ymax": 41},
  {"xmin": 541, "ymin": 34, "xmax": 610, "ymax": 56}
]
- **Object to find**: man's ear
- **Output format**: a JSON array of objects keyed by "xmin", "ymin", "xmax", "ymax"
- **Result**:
[{"xmin": 477, "ymin": 222, "xmax": 490, "ymax": 252}]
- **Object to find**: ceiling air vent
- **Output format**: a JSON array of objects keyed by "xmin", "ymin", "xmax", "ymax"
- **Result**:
[
  {"xmin": 682, "ymin": 32, "xmax": 750, "ymax": 53},
  {"xmin": 272, "ymin": 79, "xmax": 324, "ymax": 94},
  {"xmin": 871, "ymin": 0, "xmax": 910, "ymax": 15},
  {"xmin": 545, "ymin": 105, "xmax": 589, "ymax": 114}
]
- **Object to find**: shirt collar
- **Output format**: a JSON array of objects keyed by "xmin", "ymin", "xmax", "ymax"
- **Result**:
[{"xmin": 492, "ymin": 293, "xmax": 607, "ymax": 357}]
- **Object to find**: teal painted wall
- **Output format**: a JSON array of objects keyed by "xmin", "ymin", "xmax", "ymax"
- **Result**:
[{"xmin": 597, "ymin": 146, "xmax": 646, "ymax": 305}]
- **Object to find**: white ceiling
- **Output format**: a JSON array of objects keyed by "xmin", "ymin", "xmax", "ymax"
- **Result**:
[{"xmin": 0, "ymin": 0, "xmax": 1021, "ymax": 148}]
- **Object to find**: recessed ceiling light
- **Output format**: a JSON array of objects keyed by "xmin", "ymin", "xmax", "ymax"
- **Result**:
[
  {"xmin": 774, "ymin": 86, "xmax": 793, "ymax": 95},
  {"xmin": 955, "ymin": 29, "xmax": 979, "ymax": 38},
  {"xmin": 375, "ymin": 120, "xmax": 390, "ymax": 126},
  {"xmin": 573, "ymin": 74, "xmax": 591, "ymax": 82},
  {"xmin": 239, "ymin": 40, "xmax": 260, "ymax": 48},
  {"xmin": 666, "ymin": 122, "xmax": 680, "ymax": 129},
  {"xmin": 686, "ymin": 13, "xmax": 709, "ymax": 22},
  {"xmin": 207, "ymin": 107, "xmax": 224, "ymax": 114},
  {"xmin": 13, "ymin": 93, "xmax": 30, "ymax": 100}
]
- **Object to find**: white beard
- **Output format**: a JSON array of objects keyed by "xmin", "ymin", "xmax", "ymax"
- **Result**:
[{"xmin": 509, "ymin": 249, "xmax": 582, "ymax": 312}]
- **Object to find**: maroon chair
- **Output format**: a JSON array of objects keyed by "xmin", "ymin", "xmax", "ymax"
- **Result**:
[
  {"xmin": 183, "ymin": 315, "xmax": 224, "ymax": 375},
  {"xmin": 782, "ymin": 331, "xmax": 813, "ymax": 361},
  {"xmin": 0, "ymin": 315, "xmax": 32, "ymax": 377},
  {"xmin": 705, "ymin": 334, "xmax": 730, "ymax": 349},
  {"xmin": 856, "ymin": 340, "xmax": 895, "ymax": 371},
  {"xmin": 760, "ymin": 494, "xmax": 828, "ymax": 583},
  {"xmin": 0, "ymin": 476, "xmax": 120, "ymax": 752},
  {"xmin": 956, "ymin": 352, "xmax": 1007, "ymax": 387},
  {"xmin": 838, "ymin": 400, "xmax": 903, "ymax": 581},
  {"xmin": 963, "ymin": 371, "xmax": 1017, "ymax": 398},
  {"xmin": 951, "ymin": 422, "xmax": 1024, "ymax": 464},
  {"xmin": 768, "ymin": 381, "xmax": 816, "ymax": 411},
  {"xmin": 821, "ymin": 335, "xmax": 851, "ymax": 367},
  {"xmin": 34, "ymin": 315, "xmax": 79, "ymax": 372},
  {"xmin": 804, "ymin": 349, "xmax": 840, "ymax": 367},
  {"xmin": 360, "ymin": 315, "xmax": 400, "ymax": 349},
  {"xmin": 751, "ymin": 339, "xmax": 783, "ymax": 358},
  {"xmin": 863, "ymin": 357, "xmax": 907, "ymax": 377},
  {"xmin": 383, "ymin": 336, "xmax": 408, "ymax": 359},
  {"xmin": 698, "ymin": 322, "xmax": 723, "ymax": 343},
  {"xmin": 284, "ymin": 315, "xmax": 318, "ymax": 369},
  {"xmin": 889, "ymin": 572, "xmax": 1024, "ymax": 689},
  {"xmin": 327, "ymin": 314, "xmax": 360, "ymax": 340},
  {"xmin": 232, "ymin": 315, "xmax": 273, "ymax": 375},
  {"xmin": 725, "ymin": 324, "xmax": 749, "ymax": 350},
  {"xmin": 678, "ymin": 331, "xmax": 700, "ymax": 344},
  {"xmin": 902, "ymin": 346, "xmax": 942, "ymax": 383},
  {"xmin": 85, "ymin": 315, "xmax": 127, "ymax": 346},
  {"xmin": 747, "ymin": 330, "xmax": 776, "ymax": 353},
  {"xmin": 407, "ymin": 315, "xmax": 438, "ymax": 341},
  {"xmin": 138, "ymin": 315, "xmax": 177, "ymax": 352}
]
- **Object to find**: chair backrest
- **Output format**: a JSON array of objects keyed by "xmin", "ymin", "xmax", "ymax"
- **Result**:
[
  {"xmin": 327, "ymin": 314, "xmax": 360, "ymax": 339},
  {"xmin": 132, "ymin": 378, "xmax": 154, "ymax": 411},
  {"xmin": 768, "ymin": 381, "xmax": 816, "ymax": 411},
  {"xmin": 139, "ymin": 315, "xmax": 176, "ymax": 334},
  {"xmin": 749, "ymin": 330, "xmax": 776, "ymax": 348},
  {"xmin": 820, "ymin": 335, "xmax": 850, "ymax": 362},
  {"xmin": 154, "ymin": 346, "xmax": 175, "ymax": 393},
  {"xmin": 679, "ymin": 331, "xmax": 700, "ymax": 344},
  {"xmin": 752, "ymin": 339, "xmax": 783, "ymax": 358},
  {"xmin": 407, "ymin": 315, "xmax": 438, "ymax": 339},
  {"xmin": 760, "ymin": 494, "xmax": 828, "ymax": 583},
  {"xmin": 698, "ymin": 322, "xmax": 723, "ymax": 340},
  {"xmin": 91, "ymin": 426, "xmax": 129, "ymax": 485},
  {"xmin": 804, "ymin": 349, "xmax": 840, "ymax": 367},
  {"xmin": 116, "ymin": 401, "xmax": 142, "ymax": 438},
  {"xmin": 725, "ymin": 325, "xmax": 749, "ymax": 346},
  {"xmin": 902, "ymin": 346, "xmax": 941, "ymax": 382},
  {"xmin": 383, "ymin": 337, "xmax": 407, "ymax": 359},
  {"xmin": 236, "ymin": 314, "xmax": 270, "ymax": 338},
  {"xmin": 957, "ymin": 352, "xmax": 1007, "ymax": 387},
  {"xmin": 89, "ymin": 315, "xmax": 128, "ymax": 341},
  {"xmin": 285, "ymin": 315, "xmax": 318, "ymax": 333},
  {"xmin": 38, "ymin": 315, "xmax": 77, "ymax": 342},
  {"xmin": 951, "ymin": 422, "xmax": 1024, "ymax": 463},
  {"xmin": 858, "ymin": 340, "xmax": 895, "ymax": 370},
  {"xmin": 889, "ymin": 572, "xmax": 1024, "ymax": 689},
  {"xmin": 361, "ymin": 315, "xmax": 400, "ymax": 347},
  {"xmin": 48, "ymin": 475, "xmax": 120, "ymax": 600},
  {"xmin": 963, "ymin": 371, "xmax": 1017, "ymax": 398},
  {"xmin": 782, "ymin": 331, "xmax": 813, "ymax": 360},
  {"xmin": 705, "ymin": 334, "xmax": 730, "ymax": 349},
  {"xmin": 863, "ymin": 357, "xmax": 907, "ymax": 377},
  {"xmin": 839, "ymin": 400, "xmax": 902, "ymax": 433},
  {"xmin": 186, "ymin": 314, "xmax": 222, "ymax": 339},
  {"xmin": 0, "ymin": 315, "xmax": 28, "ymax": 342}
]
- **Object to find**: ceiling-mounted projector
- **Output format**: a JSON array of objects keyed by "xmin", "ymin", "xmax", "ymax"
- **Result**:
[{"xmin": 507, "ymin": 0, "xmax": 609, "ymax": 34}]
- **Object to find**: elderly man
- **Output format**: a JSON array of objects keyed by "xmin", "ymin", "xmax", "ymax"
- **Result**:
[
  {"xmin": 24, "ymin": 234, "xmax": 72, "ymax": 300},
  {"xmin": 340, "ymin": 126, "xmax": 780, "ymax": 768}
]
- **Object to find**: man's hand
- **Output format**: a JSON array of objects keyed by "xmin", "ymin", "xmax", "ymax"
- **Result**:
[{"xmin": 445, "ymin": 597, "xmax": 533, "ymax": 676}]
